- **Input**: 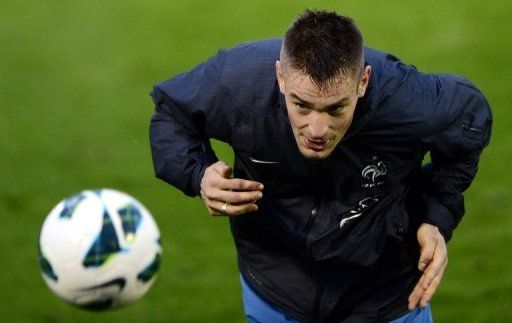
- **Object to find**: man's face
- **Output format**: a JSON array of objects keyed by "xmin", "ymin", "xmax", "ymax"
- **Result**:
[{"xmin": 276, "ymin": 61, "xmax": 371, "ymax": 159}]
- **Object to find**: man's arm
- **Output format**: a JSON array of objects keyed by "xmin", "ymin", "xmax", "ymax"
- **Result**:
[
  {"xmin": 150, "ymin": 88, "xmax": 217, "ymax": 196},
  {"xmin": 408, "ymin": 76, "xmax": 492, "ymax": 309},
  {"xmin": 149, "ymin": 52, "xmax": 263, "ymax": 213},
  {"xmin": 150, "ymin": 52, "xmax": 229, "ymax": 196},
  {"xmin": 421, "ymin": 77, "xmax": 492, "ymax": 241}
]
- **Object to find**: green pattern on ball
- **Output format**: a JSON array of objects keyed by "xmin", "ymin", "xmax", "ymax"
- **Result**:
[
  {"xmin": 82, "ymin": 209, "xmax": 121, "ymax": 267},
  {"xmin": 59, "ymin": 193, "xmax": 85, "ymax": 219},
  {"xmin": 38, "ymin": 247, "xmax": 58, "ymax": 281},
  {"xmin": 118, "ymin": 203, "xmax": 142, "ymax": 242},
  {"xmin": 137, "ymin": 253, "xmax": 161, "ymax": 283},
  {"xmin": 76, "ymin": 298, "xmax": 114, "ymax": 311}
]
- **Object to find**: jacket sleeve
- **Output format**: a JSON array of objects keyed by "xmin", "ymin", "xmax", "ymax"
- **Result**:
[
  {"xmin": 149, "ymin": 52, "xmax": 231, "ymax": 197},
  {"xmin": 421, "ymin": 77, "xmax": 492, "ymax": 242}
]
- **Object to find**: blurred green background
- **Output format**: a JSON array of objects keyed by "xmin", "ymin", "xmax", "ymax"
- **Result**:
[{"xmin": 1, "ymin": 0, "xmax": 510, "ymax": 322}]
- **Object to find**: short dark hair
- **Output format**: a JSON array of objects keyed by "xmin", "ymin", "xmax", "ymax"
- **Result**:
[{"xmin": 282, "ymin": 9, "xmax": 364, "ymax": 87}]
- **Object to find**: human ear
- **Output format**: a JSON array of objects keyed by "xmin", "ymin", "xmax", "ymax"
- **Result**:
[
  {"xmin": 357, "ymin": 65, "xmax": 371, "ymax": 97},
  {"xmin": 275, "ymin": 61, "xmax": 286, "ymax": 94}
]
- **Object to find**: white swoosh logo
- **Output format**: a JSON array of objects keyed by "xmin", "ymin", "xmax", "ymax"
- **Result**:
[
  {"xmin": 339, "ymin": 212, "xmax": 362, "ymax": 228},
  {"xmin": 248, "ymin": 157, "xmax": 279, "ymax": 164}
]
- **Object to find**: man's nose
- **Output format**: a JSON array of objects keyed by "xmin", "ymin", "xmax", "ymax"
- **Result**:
[{"xmin": 308, "ymin": 112, "xmax": 329, "ymax": 139}]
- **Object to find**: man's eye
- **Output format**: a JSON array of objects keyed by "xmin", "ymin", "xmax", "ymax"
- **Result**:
[
  {"xmin": 296, "ymin": 102, "xmax": 308, "ymax": 110},
  {"xmin": 330, "ymin": 106, "xmax": 345, "ymax": 115}
]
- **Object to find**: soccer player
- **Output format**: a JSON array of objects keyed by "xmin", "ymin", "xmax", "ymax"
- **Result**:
[{"xmin": 149, "ymin": 10, "xmax": 492, "ymax": 322}]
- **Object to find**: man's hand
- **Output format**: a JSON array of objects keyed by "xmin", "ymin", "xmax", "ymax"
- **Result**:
[
  {"xmin": 408, "ymin": 223, "xmax": 448, "ymax": 310},
  {"xmin": 199, "ymin": 161, "xmax": 264, "ymax": 216}
]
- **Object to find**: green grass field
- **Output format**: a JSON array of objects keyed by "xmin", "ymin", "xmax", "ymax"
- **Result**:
[{"xmin": 1, "ymin": 1, "xmax": 511, "ymax": 322}]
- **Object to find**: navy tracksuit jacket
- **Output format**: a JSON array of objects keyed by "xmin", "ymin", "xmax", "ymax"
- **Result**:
[{"xmin": 149, "ymin": 38, "xmax": 492, "ymax": 322}]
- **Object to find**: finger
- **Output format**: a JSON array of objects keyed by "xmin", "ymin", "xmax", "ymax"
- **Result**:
[
  {"xmin": 208, "ymin": 189, "xmax": 263, "ymax": 205},
  {"xmin": 408, "ymin": 281, "xmax": 425, "ymax": 310},
  {"xmin": 220, "ymin": 178, "xmax": 264, "ymax": 191},
  {"xmin": 418, "ymin": 239, "xmax": 436, "ymax": 272},
  {"xmin": 211, "ymin": 161, "xmax": 233, "ymax": 178},
  {"xmin": 206, "ymin": 205, "xmax": 223, "ymax": 216},
  {"xmin": 200, "ymin": 194, "xmax": 224, "ymax": 216},
  {"xmin": 420, "ymin": 274, "xmax": 443, "ymax": 308},
  {"xmin": 421, "ymin": 246, "xmax": 447, "ymax": 289},
  {"xmin": 409, "ymin": 240, "xmax": 448, "ymax": 310},
  {"xmin": 207, "ymin": 199, "xmax": 259, "ymax": 216}
]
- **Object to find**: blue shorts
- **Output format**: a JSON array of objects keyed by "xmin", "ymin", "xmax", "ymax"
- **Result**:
[{"xmin": 241, "ymin": 275, "xmax": 433, "ymax": 322}]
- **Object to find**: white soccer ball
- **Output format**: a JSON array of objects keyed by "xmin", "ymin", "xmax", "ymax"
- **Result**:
[{"xmin": 38, "ymin": 189, "xmax": 162, "ymax": 310}]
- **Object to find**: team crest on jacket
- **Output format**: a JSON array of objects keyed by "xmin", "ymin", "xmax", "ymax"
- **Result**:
[
  {"xmin": 361, "ymin": 156, "xmax": 387, "ymax": 188},
  {"xmin": 339, "ymin": 156, "xmax": 388, "ymax": 229}
]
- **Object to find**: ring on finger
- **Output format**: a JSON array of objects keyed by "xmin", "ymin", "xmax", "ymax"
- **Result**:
[{"xmin": 222, "ymin": 201, "xmax": 229, "ymax": 215}]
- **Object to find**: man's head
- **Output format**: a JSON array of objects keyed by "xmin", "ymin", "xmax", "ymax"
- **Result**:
[{"xmin": 276, "ymin": 10, "xmax": 371, "ymax": 159}]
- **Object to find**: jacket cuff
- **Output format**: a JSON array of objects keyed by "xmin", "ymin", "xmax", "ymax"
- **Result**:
[
  {"xmin": 424, "ymin": 201, "xmax": 457, "ymax": 242},
  {"xmin": 190, "ymin": 163, "xmax": 209, "ymax": 197}
]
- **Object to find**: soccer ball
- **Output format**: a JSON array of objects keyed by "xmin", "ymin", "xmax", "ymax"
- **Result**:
[{"xmin": 38, "ymin": 189, "xmax": 162, "ymax": 310}]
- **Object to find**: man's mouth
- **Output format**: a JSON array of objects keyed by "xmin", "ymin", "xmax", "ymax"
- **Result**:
[{"xmin": 304, "ymin": 137, "xmax": 331, "ymax": 151}]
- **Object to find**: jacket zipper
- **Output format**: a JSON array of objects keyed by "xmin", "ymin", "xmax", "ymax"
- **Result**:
[
  {"xmin": 302, "ymin": 161, "xmax": 321, "ymax": 254},
  {"xmin": 301, "ymin": 199, "xmax": 319, "ymax": 254},
  {"xmin": 312, "ymin": 263, "xmax": 329, "ymax": 320},
  {"xmin": 462, "ymin": 123, "xmax": 483, "ymax": 133}
]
